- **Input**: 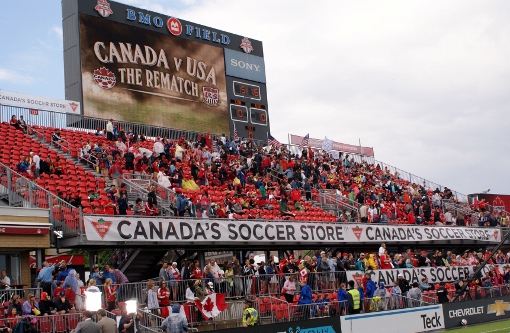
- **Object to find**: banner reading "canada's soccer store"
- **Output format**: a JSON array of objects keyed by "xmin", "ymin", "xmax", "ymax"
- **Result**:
[
  {"xmin": 83, "ymin": 216, "xmax": 501, "ymax": 244},
  {"xmin": 346, "ymin": 264, "xmax": 507, "ymax": 287}
]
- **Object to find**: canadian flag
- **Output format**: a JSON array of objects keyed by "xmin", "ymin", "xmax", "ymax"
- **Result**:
[
  {"xmin": 194, "ymin": 293, "xmax": 229, "ymax": 320},
  {"xmin": 299, "ymin": 267, "xmax": 308, "ymax": 282}
]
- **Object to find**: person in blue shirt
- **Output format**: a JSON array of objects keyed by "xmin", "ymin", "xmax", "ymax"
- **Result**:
[
  {"xmin": 337, "ymin": 283, "xmax": 348, "ymax": 315},
  {"xmin": 90, "ymin": 265, "xmax": 103, "ymax": 286},
  {"xmin": 298, "ymin": 280, "xmax": 313, "ymax": 319},
  {"xmin": 101, "ymin": 264, "xmax": 115, "ymax": 284},
  {"xmin": 365, "ymin": 273, "xmax": 377, "ymax": 299},
  {"xmin": 57, "ymin": 265, "xmax": 69, "ymax": 281}
]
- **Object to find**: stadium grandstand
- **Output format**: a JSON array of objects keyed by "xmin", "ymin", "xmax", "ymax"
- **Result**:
[{"xmin": 0, "ymin": 1, "xmax": 509, "ymax": 333}]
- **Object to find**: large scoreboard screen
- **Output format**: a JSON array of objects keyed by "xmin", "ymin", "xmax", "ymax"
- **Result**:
[{"xmin": 62, "ymin": 0, "xmax": 270, "ymax": 141}]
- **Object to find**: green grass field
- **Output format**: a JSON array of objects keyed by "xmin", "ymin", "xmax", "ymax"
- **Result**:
[{"xmin": 446, "ymin": 319, "xmax": 510, "ymax": 332}]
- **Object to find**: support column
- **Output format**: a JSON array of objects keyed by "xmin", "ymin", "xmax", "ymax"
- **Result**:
[
  {"xmin": 197, "ymin": 251, "xmax": 205, "ymax": 271},
  {"xmin": 265, "ymin": 250, "xmax": 271, "ymax": 262},
  {"xmin": 36, "ymin": 249, "xmax": 44, "ymax": 269},
  {"xmin": 278, "ymin": 250, "xmax": 285, "ymax": 261},
  {"xmin": 89, "ymin": 250, "xmax": 97, "ymax": 272}
]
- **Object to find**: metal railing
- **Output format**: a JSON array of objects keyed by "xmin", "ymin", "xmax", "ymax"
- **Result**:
[
  {"xmin": 0, "ymin": 104, "xmax": 267, "ymax": 147},
  {"xmin": 121, "ymin": 174, "xmax": 174, "ymax": 216},
  {"xmin": 0, "ymin": 287, "xmax": 42, "ymax": 304},
  {"xmin": 318, "ymin": 189, "xmax": 360, "ymax": 221},
  {"xmin": 0, "ymin": 162, "xmax": 82, "ymax": 239},
  {"xmin": 287, "ymin": 144, "xmax": 469, "ymax": 203}
]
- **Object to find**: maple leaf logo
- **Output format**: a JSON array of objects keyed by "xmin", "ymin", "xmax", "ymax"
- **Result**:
[
  {"xmin": 91, "ymin": 218, "xmax": 112, "ymax": 239},
  {"xmin": 93, "ymin": 67, "xmax": 116, "ymax": 89},
  {"xmin": 493, "ymin": 196, "xmax": 505, "ymax": 212},
  {"xmin": 69, "ymin": 102, "xmax": 78, "ymax": 112},
  {"xmin": 353, "ymin": 272, "xmax": 363, "ymax": 285},
  {"xmin": 203, "ymin": 297, "xmax": 215, "ymax": 312},
  {"xmin": 352, "ymin": 226, "xmax": 363, "ymax": 240}
]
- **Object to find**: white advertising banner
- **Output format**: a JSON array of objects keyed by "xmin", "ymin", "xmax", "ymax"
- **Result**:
[
  {"xmin": 83, "ymin": 216, "xmax": 501, "ymax": 244},
  {"xmin": 346, "ymin": 265, "xmax": 504, "ymax": 286},
  {"xmin": 0, "ymin": 89, "xmax": 81, "ymax": 114},
  {"xmin": 341, "ymin": 305, "xmax": 445, "ymax": 333}
]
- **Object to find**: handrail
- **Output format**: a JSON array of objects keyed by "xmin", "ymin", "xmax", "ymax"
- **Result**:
[
  {"xmin": 0, "ymin": 161, "xmax": 83, "ymax": 239},
  {"xmin": 319, "ymin": 189, "xmax": 360, "ymax": 222},
  {"xmin": 122, "ymin": 175, "xmax": 174, "ymax": 216}
]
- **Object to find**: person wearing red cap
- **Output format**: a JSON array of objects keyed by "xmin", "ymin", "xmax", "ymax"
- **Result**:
[{"xmin": 38, "ymin": 292, "xmax": 56, "ymax": 316}]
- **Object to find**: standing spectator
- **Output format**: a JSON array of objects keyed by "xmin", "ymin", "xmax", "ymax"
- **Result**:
[
  {"xmin": 346, "ymin": 280, "xmax": 362, "ymax": 314},
  {"xmin": 390, "ymin": 281, "xmax": 402, "ymax": 309},
  {"xmin": 37, "ymin": 260, "xmax": 64, "ymax": 295},
  {"xmin": 146, "ymin": 280, "xmax": 159, "ymax": 317},
  {"xmin": 354, "ymin": 253, "xmax": 366, "ymax": 271},
  {"xmin": 74, "ymin": 311, "xmax": 101, "ymax": 333},
  {"xmin": 363, "ymin": 273, "xmax": 376, "ymax": 299},
  {"xmin": 242, "ymin": 299, "xmax": 258, "ymax": 328},
  {"xmin": 297, "ymin": 280, "xmax": 312, "ymax": 318},
  {"xmin": 104, "ymin": 278, "xmax": 117, "ymax": 311},
  {"xmin": 97, "ymin": 308, "xmax": 119, "ymax": 333},
  {"xmin": 64, "ymin": 269, "xmax": 83, "ymax": 311},
  {"xmin": 157, "ymin": 281, "xmax": 170, "ymax": 318},
  {"xmin": 168, "ymin": 262, "xmax": 181, "ymax": 301},
  {"xmin": 398, "ymin": 273, "xmax": 410, "ymax": 297},
  {"xmin": 0, "ymin": 270, "xmax": 10, "ymax": 289},
  {"xmin": 407, "ymin": 282, "xmax": 422, "ymax": 307},
  {"xmin": 109, "ymin": 266, "xmax": 129, "ymax": 301},
  {"xmin": 159, "ymin": 262, "xmax": 169, "ymax": 281},
  {"xmin": 282, "ymin": 274, "xmax": 297, "ymax": 303},
  {"xmin": 161, "ymin": 304, "xmax": 189, "ymax": 333},
  {"xmin": 106, "ymin": 119, "xmax": 114, "ymax": 141},
  {"xmin": 108, "ymin": 161, "xmax": 123, "ymax": 188},
  {"xmin": 337, "ymin": 283, "xmax": 348, "ymax": 314},
  {"xmin": 30, "ymin": 152, "xmax": 40, "ymax": 178},
  {"xmin": 119, "ymin": 305, "xmax": 135, "ymax": 333},
  {"xmin": 436, "ymin": 282, "xmax": 450, "ymax": 303}
]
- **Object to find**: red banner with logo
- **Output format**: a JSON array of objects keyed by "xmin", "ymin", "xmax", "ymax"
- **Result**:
[
  {"xmin": 289, "ymin": 134, "xmax": 375, "ymax": 157},
  {"xmin": 29, "ymin": 255, "xmax": 85, "ymax": 269},
  {"xmin": 474, "ymin": 194, "xmax": 510, "ymax": 213}
]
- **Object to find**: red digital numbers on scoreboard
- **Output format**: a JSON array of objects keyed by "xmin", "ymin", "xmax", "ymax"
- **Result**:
[
  {"xmin": 230, "ymin": 104, "xmax": 248, "ymax": 123},
  {"xmin": 249, "ymin": 107, "xmax": 267, "ymax": 126},
  {"xmin": 233, "ymin": 81, "xmax": 261, "ymax": 101}
]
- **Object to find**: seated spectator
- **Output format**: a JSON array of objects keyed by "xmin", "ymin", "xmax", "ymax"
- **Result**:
[
  {"xmin": 17, "ymin": 115, "xmax": 28, "ymax": 134},
  {"xmin": 39, "ymin": 292, "xmax": 57, "ymax": 316},
  {"xmin": 22, "ymin": 293, "xmax": 40, "ymax": 316},
  {"xmin": 53, "ymin": 157, "xmax": 63, "ymax": 175},
  {"xmin": 7, "ymin": 295, "xmax": 22, "ymax": 315},
  {"xmin": 52, "ymin": 130, "xmax": 63, "ymax": 146},
  {"xmin": 55, "ymin": 291, "xmax": 74, "ymax": 314},
  {"xmin": 10, "ymin": 115, "xmax": 19, "ymax": 129}
]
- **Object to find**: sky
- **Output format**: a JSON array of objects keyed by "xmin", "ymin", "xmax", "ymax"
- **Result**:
[{"xmin": 1, "ymin": 0, "xmax": 510, "ymax": 198}]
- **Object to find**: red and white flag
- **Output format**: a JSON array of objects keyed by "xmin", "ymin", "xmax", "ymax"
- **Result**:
[{"xmin": 194, "ymin": 293, "xmax": 229, "ymax": 320}]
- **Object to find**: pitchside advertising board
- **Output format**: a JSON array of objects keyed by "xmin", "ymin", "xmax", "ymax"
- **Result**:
[
  {"xmin": 214, "ymin": 316, "xmax": 341, "ymax": 333},
  {"xmin": 442, "ymin": 296, "xmax": 510, "ymax": 328},
  {"xmin": 62, "ymin": 0, "xmax": 270, "ymax": 141},
  {"xmin": 83, "ymin": 216, "xmax": 501, "ymax": 245},
  {"xmin": 341, "ymin": 305, "xmax": 445, "ymax": 333}
]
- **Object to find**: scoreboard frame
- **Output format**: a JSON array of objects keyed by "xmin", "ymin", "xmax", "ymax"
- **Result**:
[{"xmin": 62, "ymin": 0, "xmax": 270, "ymax": 141}]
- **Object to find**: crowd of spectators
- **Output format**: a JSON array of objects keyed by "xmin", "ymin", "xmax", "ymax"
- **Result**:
[{"xmin": 6, "ymin": 115, "xmax": 509, "ymax": 227}]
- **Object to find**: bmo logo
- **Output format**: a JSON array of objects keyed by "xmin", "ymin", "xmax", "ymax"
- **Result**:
[{"xmin": 167, "ymin": 17, "xmax": 182, "ymax": 35}]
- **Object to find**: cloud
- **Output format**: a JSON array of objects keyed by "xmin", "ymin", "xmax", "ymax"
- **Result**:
[
  {"xmin": 51, "ymin": 25, "xmax": 63, "ymax": 41},
  {"xmin": 0, "ymin": 68, "xmax": 34, "ymax": 85}
]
